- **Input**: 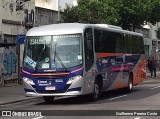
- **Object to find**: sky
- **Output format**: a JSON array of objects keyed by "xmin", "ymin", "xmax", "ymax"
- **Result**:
[
  {"xmin": 35, "ymin": 0, "xmax": 75, "ymax": 11},
  {"xmin": 60, "ymin": 0, "xmax": 73, "ymax": 9}
]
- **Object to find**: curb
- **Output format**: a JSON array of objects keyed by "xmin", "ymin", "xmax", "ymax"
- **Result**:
[{"xmin": 146, "ymin": 73, "xmax": 160, "ymax": 77}]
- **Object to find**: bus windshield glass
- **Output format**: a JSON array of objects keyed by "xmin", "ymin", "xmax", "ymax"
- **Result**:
[{"xmin": 23, "ymin": 34, "xmax": 83, "ymax": 69}]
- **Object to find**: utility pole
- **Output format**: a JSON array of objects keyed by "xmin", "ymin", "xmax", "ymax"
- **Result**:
[{"xmin": 58, "ymin": 0, "xmax": 60, "ymax": 22}]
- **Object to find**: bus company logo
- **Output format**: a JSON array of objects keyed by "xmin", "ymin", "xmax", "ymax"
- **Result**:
[
  {"xmin": 102, "ymin": 59, "xmax": 108, "ymax": 64},
  {"xmin": 2, "ymin": 111, "xmax": 12, "ymax": 116},
  {"xmin": 51, "ymin": 62, "xmax": 56, "ymax": 68}
]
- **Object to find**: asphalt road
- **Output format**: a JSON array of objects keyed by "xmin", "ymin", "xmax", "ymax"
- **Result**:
[{"xmin": 0, "ymin": 76, "xmax": 160, "ymax": 119}]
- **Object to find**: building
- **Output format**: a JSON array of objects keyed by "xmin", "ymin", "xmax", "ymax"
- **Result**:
[
  {"xmin": 136, "ymin": 23, "xmax": 160, "ymax": 69},
  {"xmin": 0, "ymin": 0, "xmax": 72, "ymax": 84},
  {"xmin": 35, "ymin": 0, "xmax": 74, "ymax": 26},
  {"xmin": 149, "ymin": 23, "xmax": 160, "ymax": 60},
  {"xmin": 35, "ymin": 0, "xmax": 58, "ymax": 11},
  {"xmin": 35, "ymin": 0, "xmax": 59, "ymax": 26},
  {"xmin": 0, "ymin": 0, "xmax": 35, "ymax": 83}
]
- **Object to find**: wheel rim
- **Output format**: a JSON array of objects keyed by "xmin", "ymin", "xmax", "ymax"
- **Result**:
[{"xmin": 129, "ymin": 80, "xmax": 133, "ymax": 90}]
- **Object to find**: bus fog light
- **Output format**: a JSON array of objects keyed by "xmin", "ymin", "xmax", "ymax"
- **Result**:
[
  {"xmin": 23, "ymin": 77, "xmax": 35, "ymax": 85},
  {"xmin": 67, "ymin": 75, "xmax": 82, "ymax": 84}
]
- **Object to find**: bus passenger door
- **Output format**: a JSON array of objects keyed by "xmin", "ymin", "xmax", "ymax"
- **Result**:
[{"xmin": 84, "ymin": 28, "xmax": 95, "ymax": 93}]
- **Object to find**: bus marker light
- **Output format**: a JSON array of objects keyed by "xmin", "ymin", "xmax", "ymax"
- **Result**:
[
  {"xmin": 23, "ymin": 77, "xmax": 35, "ymax": 85},
  {"xmin": 67, "ymin": 75, "xmax": 82, "ymax": 84},
  {"xmin": 55, "ymin": 79, "xmax": 63, "ymax": 83}
]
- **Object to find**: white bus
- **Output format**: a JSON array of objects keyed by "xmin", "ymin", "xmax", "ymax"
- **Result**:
[{"xmin": 22, "ymin": 23, "xmax": 146, "ymax": 103}]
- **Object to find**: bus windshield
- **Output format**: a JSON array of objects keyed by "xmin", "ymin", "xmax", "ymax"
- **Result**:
[{"xmin": 23, "ymin": 34, "xmax": 83, "ymax": 69}]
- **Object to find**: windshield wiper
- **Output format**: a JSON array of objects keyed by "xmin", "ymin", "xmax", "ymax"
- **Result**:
[
  {"xmin": 34, "ymin": 44, "xmax": 46, "ymax": 71},
  {"xmin": 53, "ymin": 43, "xmax": 67, "ymax": 72}
]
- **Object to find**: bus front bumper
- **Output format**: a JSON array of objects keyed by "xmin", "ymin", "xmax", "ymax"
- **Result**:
[
  {"xmin": 25, "ymin": 91, "xmax": 82, "ymax": 97},
  {"xmin": 23, "ymin": 77, "xmax": 85, "ymax": 97}
]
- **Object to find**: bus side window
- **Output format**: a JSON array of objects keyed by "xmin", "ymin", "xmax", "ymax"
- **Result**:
[
  {"xmin": 123, "ymin": 34, "xmax": 131, "ymax": 54},
  {"xmin": 84, "ymin": 28, "xmax": 94, "ymax": 71}
]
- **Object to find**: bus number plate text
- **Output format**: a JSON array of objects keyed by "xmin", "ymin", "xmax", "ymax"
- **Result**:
[{"xmin": 45, "ymin": 86, "xmax": 56, "ymax": 90}]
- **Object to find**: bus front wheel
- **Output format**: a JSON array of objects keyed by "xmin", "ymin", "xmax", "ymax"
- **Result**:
[
  {"xmin": 43, "ymin": 96, "xmax": 55, "ymax": 103},
  {"xmin": 90, "ymin": 81, "xmax": 101, "ymax": 101}
]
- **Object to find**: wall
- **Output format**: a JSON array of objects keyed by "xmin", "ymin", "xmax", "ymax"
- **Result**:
[
  {"xmin": 0, "ymin": 25, "xmax": 1, "ymax": 34},
  {"xmin": 136, "ymin": 28, "xmax": 152, "ymax": 59},
  {"xmin": 35, "ymin": 7, "xmax": 58, "ymax": 26},
  {"xmin": 35, "ymin": 0, "xmax": 58, "ymax": 11},
  {"xmin": 20, "ymin": 44, "xmax": 24, "ymax": 69},
  {"xmin": 1, "ymin": 0, "xmax": 35, "ymax": 35},
  {"xmin": 0, "ymin": 46, "xmax": 18, "ymax": 80},
  {"xmin": 0, "ymin": 2, "xmax": 2, "ymax": 43},
  {"xmin": 150, "ymin": 24, "xmax": 158, "ymax": 40},
  {"xmin": 0, "ymin": 22, "xmax": 1, "ymax": 35},
  {"xmin": 0, "ymin": 0, "xmax": 35, "ymax": 81},
  {"xmin": 0, "ymin": 47, "xmax": 3, "ymax": 77},
  {"xmin": 149, "ymin": 23, "xmax": 160, "ymax": 60},
  {"xmin": 144, "ymin": 38, "xmax": 152, "ymax": 58}
]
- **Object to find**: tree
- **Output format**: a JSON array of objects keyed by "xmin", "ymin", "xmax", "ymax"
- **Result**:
[
  {"xmin": 118, "ymin": 0, "xmax": 160, "ymax": 31},
  {"xmin": 147, "ymin": 0, "xmax": 160, "ymax": 25},
  {"xmin": 61, "ymin": 0, "xmax": 122, "ymax": 25},
  {"xmin": 61, "ymin": 0, "xmax": 160, "ymax": 31},
  {"xmin": 61, "ymin": 5, "xmax": 79, "ymax": 23}
]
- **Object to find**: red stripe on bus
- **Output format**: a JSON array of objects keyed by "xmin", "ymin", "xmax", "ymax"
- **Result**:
[
  {"xmin": 96, "ymin": 53, "xmax": 141, "ymax": 58},
  {"xmin": 22, "ymin": 69, "xmax": 69, "ymax": 76},
  {"xmin": 22, "ymin": 69, "xmax": 31, "ymax": 75},
  {"xmin": 22, "ymin": 67, "xmax": 84, "ymax": 76},
  {"xmin": 32, "ymin": 73, "xmax": 69, "ymax": 76},
  {"xmin": 71, "ymin": 67, "xmax": 84, "ymax": 73},
  {"xmin": 96, "ymin": 53, "xmax": 123, "ymax": 58},
  {"xmin": 110, "ymin": 66, "xmax": 130, "ymax": 71}
]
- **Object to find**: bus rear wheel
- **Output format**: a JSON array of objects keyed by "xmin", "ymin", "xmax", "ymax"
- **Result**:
[
  {"xmin": 43, "ymin": 96, "xmax": 55, "ymax": 103},
  {"xmin": 126, "ymin": 75, "xmax": 133, "ymax": 93}
]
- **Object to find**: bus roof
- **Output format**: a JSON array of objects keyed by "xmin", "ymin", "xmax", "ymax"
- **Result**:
[
  {"xmin": 26, "ymin": 23, "xmax": 89, "ymax": 36},
  {"xmin": 26, "ymin": 23, "xmax": 143, "ymax": 37}
]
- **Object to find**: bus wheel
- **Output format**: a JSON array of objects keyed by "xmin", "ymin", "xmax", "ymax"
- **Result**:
[
  {"xmin": 126, "ymin": 75, "xmax": 133, "ymax": 93},
  {"xmin": 90, "ymin": 81, "xmax": 100, "ymax": 101},
  {"xmin": 43, "ymin": 96, "xmax": 55, "ymax": 103}
]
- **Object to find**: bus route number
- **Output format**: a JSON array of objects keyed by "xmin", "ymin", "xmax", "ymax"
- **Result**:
[{"xmin": 30, "ymin": 39, "xmax": 45, "ymax": 45}]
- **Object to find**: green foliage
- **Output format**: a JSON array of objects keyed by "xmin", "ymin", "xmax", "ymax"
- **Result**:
[
  {"xmin": 61, "ymin": 0, "xmax": 121, "ymax": 25},
  {"xmin": 147, "ymin": 0, "xmax": 160, "ymax": 25},
  {"xmin": 61, "ymin": 0, "xmax": 160, "ymax": 31},
  {"xmin": 118, "ymin": 0, "xmax": 151, "ymax": 30}
]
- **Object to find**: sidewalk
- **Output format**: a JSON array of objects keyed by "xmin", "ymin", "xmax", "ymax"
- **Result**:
[
  {"xmin": 146, "ymin": 69, "xmax": 160, "ymax": 77},
  {"xmin": 0, "ymin": 71, "xmax": 160, "ymax": 106},
  {"xmin": 0, "ymin": 84, "xmax": 35, "ymax": 105}
]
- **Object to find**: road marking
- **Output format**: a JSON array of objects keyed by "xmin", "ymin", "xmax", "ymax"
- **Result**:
[
  {"xmin": 150, "ymin": 86, "xmax": 160, "ymax": 90},
  {"xmin": 32, "ymin": 116, "xmax": 45, "ymax": 119},
  {"xmin": 135, "ymin": 117, "xmax": 141, "ymax": 119},
  {"xmin": 108, "ymin": 95, "xmax": 127, "ymax": 100}
]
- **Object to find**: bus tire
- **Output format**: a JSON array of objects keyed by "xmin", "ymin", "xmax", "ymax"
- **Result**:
[
  {"xmin": 90, "ymin": 80, "xmax": 100, "ymax": 101},
  {"xmin": 126, "ymin": 75, "xmax": 133, "ymax": 93},
  {"xmin": 43, "ymin": 96, "xmax": 55, "ymax": 103}
]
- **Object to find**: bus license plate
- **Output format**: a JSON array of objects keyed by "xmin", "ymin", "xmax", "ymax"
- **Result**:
[{"xmin": 45, "ymin": 86, "xmax": 56, "ymax": 90}]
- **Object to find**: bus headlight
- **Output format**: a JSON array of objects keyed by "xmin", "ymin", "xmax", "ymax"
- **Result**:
[
  {"xmin": 23, "ymin": 77, "xmax": 35, "ymax": 85},
  {"xmin": 67, "ymin": 75, "xmax": 82, "ymax": 84}
]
